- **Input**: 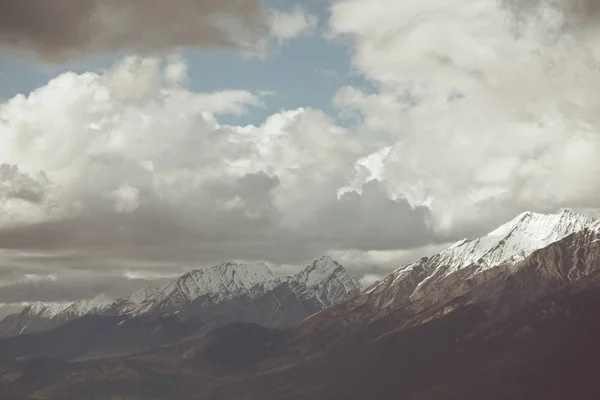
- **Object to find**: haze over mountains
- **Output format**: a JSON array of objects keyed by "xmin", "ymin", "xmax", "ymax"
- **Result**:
[{"xmin": 2, "ymin": 210, "xmax": 600, "ymax": 399}]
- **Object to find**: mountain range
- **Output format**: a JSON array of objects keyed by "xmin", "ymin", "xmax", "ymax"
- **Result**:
[
  {"xmin": 0, "ymin": 256, "xmax": 360, "ymax": 360},
  {"xmin": 1, "ymin": 210, "xmax": 600, "ymax": 399}
]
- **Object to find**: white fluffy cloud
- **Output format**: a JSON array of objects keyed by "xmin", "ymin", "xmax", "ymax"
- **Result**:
[
  {"xmin": 269, "ymin": 6, "xmax": 319, "ymax": 42},
  {"xmin": 330, "ymin": 0, "xmax": 600, "ymax": 238},
  {"xmin": 0, "ymin": 54, "xmax": 431, "ymax": 304}
]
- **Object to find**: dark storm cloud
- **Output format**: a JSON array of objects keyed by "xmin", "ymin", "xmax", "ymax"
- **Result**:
[{"xmin": 0, "ymin": 0, "xmax": 268, "ymax": 62}]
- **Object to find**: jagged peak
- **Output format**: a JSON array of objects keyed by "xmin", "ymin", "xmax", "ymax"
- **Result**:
[
  {"xmin": 19, "ymin": 298, "xmax": 112, "ymax": 319},
  {"xmin": 294, "ymin": 256, "xmax": 347, "ymax": 287},
  {"xmin": 60, "ymin": 298, "xmax": 113, "ymax": 317},
  {"xmin": 22, "ymin": 302, "xmax": 72, "ymax": 318},
  {"xmin": 488, "ymin": 210, "xmax": 592, "ymax": 238},
  {"xmin": 126, "ymin": 287, "xmax": 158, "ymax": 305},
  {"xmin": 181, "ymin": 261, "xmax": 273, "ymax": 281},
  {"xmin": 591, "ymin": 218, "xmax": 600, "ymax": 233},
  {"xmin": 137, "ymin": 261, "xmax": 276, "ymax": 311},
  {"xmin": 436, "ymin": 210, "xmax": 595, "ymax": 277}
]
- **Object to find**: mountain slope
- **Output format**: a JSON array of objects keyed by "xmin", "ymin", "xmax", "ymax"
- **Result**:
[
  {"xmin": 7, "ymin": 264, "xmax": 600, "ymax": 400},
  {"xmin": 0, "ymin": 257, "xmax": 359, "ymax": 339},
  {"xmin": 6, "ymin": 213, "xmax": 600, "ymax": 399},
  {"xmin": 178, "ymin": 256, "xmax": 361, "ymax": 330},
  {"xmin": 0, "ymin": 300, "xmax": 113, "ymax": 338},
  {"xmin": 360, "ymin": 210, "xmax": 593, "ymax": 310}
]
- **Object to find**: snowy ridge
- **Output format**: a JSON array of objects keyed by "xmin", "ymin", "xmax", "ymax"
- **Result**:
[
  {"xmin": 58, "ymin": 299, "xmax": 113, "ymax": 319},
  {"xmin": 131, "ymin": 262, "xmax": 275, "ymax": 316},
  {"xmin": 590, "ymin": 218, "xmax": 600, "ymax": 233},
  {"xmin": 22, "ymin": 303, "xmax": 72, "ymax": 318},
  {"xmin": 1, "ymin": 257, "xmax": 360, "ymax": 337},
  {"xmin": 368, "ymin": 210, "xmax": 594, "ymax": 301},
  {"xmin": 22, "ymin": 299, "xmax": 113, "ymax": 320},
  {"xmin": 127, "ymin": 287, "xmax": 158, "ymax": 306},
  {"xmin": 292, "ymin": 256, "xmax": 361, "ymax": 307},
  {"xmin": 132, "ymin": 258, "xmax": 360, "ymax": 317},
  {"xmin": 434, "ymin": 209, "xmax": 594, "ymax": 277},
  {"xmin": 295, "ymin": 256, "xmax": 345, "ymax": 287}
]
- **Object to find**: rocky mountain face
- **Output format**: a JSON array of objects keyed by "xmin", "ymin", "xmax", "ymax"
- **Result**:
[
  {"xmin": 176, "ymin": 257, "xmax": 361, "ymax": 331},
  {"xmin": 0, "ymin": 257, "xmax": 360, "ymax": 360}
]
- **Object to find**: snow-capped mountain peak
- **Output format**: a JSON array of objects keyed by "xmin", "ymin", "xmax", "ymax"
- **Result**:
[
  {"xmin": 127, "ymin": 287, "xmax": 158, "ymax": 305},
  {"xmin": 172, "ymin": 261, "xmax": 273, "ymax": 299},
  {"xmin": 439, "ymin": 210, "xmax": 594, "ymax": 277},
  {"xmin": 55, "ymin": 298, "xmax": 113, "ymax": 320},
  {"xmin": 295, "ymin": 256, "xmax": 345, "ymax": 288},
  {"xmin": 0, "ymin": 257, "xmax": 361, "ymax": 338},
  {"xmin": 367, "ymin": 210, "xmax": 595, "ymax": 305},
  {"xmin": 132, "ymin": 261, "xmax": 275, "ymax": 316},
  {"xmin": 22, "ymin": 303, "xmax": 72, "ymax": 319},
  {"xmin": 21, "ymin": 299, "xmax": 112, "ymax": 320},
  {"xmin": 292, "ymin": 256, "xmax": 361, "ymax": 308}
]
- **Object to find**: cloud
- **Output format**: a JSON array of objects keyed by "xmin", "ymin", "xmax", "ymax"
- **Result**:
[
  {"xmin": 269, "ymin": 6, "xmax": 318, "ymax": 42},
  {"xmin": 0, "ymin": 54, "xmax": 433, "ymax": 306},
  {"xmin": 0, "ymin": 0, "xmax": 268, "ymax": 63},
  {"xmin": 329, "ymin": 0, "xmax": 600, "ymax": 238},
  {"xmin": 0, "ymin": 272, "xmax": 169, "ymax": 304},
  {"xmin": 9, "ymin": 0, "xmax": 600, "ymax": 306},
  {"xmin": 313, "ymin": 180, "xmax": 432, "ymax": 251},
  {"xmin": 358, "ymin": 274, "xmax": 382, "ymax": 289}
]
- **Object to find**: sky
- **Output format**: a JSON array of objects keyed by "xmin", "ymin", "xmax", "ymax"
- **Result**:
[{"xmin": 1, "ymin": 0, "xmax": 600, "ymax": 315}]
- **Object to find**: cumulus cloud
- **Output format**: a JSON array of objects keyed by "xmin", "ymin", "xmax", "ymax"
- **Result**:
[
  {"xmin": 0, "ymin": 54, "xmax": 432, "ymax": 305},
  {"xmin": 329, "ymin": 0, "xmax": 600, "ymax": 238},
  {"xmin": 269, "ymin": 6, "xmax": 319, "ymax": 42},
  {"xmin": 0, "ymin": 0, "xmax": 268, "ymax": 62}
]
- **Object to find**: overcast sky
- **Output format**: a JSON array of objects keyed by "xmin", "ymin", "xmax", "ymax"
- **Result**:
[{"xmin": 1, "ymin": 0, "xmax": 600, "ymax": 315}]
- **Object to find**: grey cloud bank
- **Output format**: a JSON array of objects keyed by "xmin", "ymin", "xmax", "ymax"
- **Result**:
[{"xmin": 0, "ymin": 0, "xmax": 268, "ymax": 62}]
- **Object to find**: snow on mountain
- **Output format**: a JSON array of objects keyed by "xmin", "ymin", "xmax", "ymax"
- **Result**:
[
  {"xmin": 20, "ymin": 298, "xmax": 113, "ymax": 320},
  {"xmin": 127, "ymin": 287, "xmax": 158, "ymax": 306},
  {"xmin": 132, "ymin": 262, "xmax": 274, "ymax": 316},
  {"xmin": 366, "ymin": 210, "xmax": 595, "ymax": 307},
  {"xmin": 171, "ymin": 256, "xmax": 361, "ymax": 330},
  {"xmin": 22, "ymin": 303, "xmax": 72, "ymax": 319},
  {"xmin": 433, "ymin": 209, "xmax": 594, "ymax": 278},
  {"xmin": 0, "ymin": 298, "xmax": 114, "ymax": 337},
  {"xmin": 590, "ymin": 218, "xmax": 600, "ymax": 233},
  {"xmin": 132, "ymin": 258, "xmax": 360, "ymax": 318},
  {"xmin": 295, "ymin": 256, "xmax": 344, "ymax": 287},
  {"xmin": 57, "ymin": 299, "xmax": 113, "ymax": 320},
  {"xmin": 107, "ymin": 287, "xmax": 159, "ymax": 315},
  {"xmin": 0, "ymin": 257, "xmax": 360, "ymax": 337},
  {"xmin": 292, "ymin": 256, "xmax": 361, "ymax": 307}
]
